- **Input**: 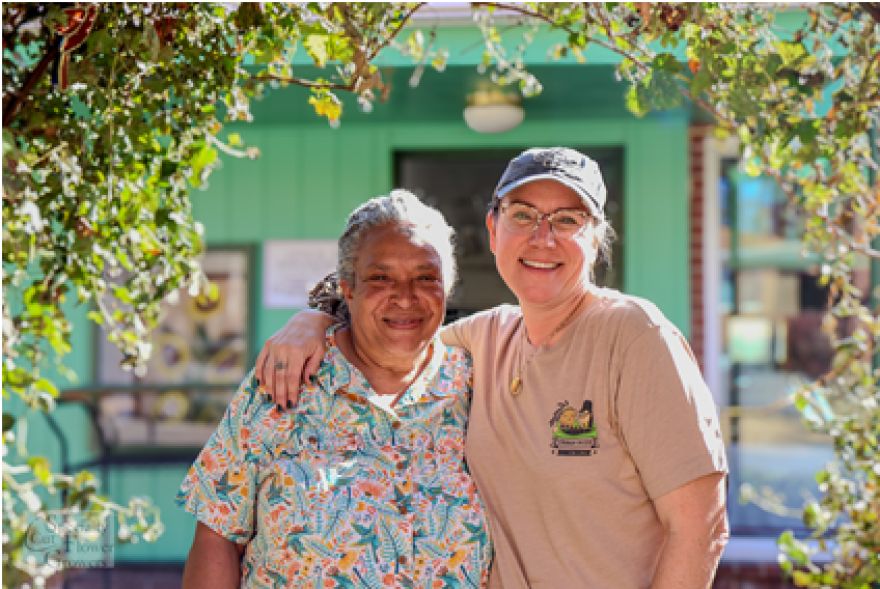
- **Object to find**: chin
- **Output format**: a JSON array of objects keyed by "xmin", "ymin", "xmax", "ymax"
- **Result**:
[
  {"xmin": 383, "ymin": 334, "xmax": 432, "ymax": 353},
  {"xmin": 512, "ymin": 287, "xmax": 561, "ymax": 306}
]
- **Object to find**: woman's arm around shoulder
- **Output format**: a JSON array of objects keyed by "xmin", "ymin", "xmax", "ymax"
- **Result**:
[{"xmin": 255, "ymin": 309, "xmax": 337, "ymax": 410}]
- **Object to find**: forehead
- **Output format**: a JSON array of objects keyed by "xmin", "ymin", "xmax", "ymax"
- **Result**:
[
  {"xmin": 357, "ymin": 223, "xmax": 441, "ymax": 267},
  {"xmin": 502, "ymin": 179, "xmax": 585, "ymax": 211}
]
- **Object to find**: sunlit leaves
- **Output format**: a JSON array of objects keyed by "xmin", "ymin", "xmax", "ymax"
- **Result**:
[{"xmin": 309, "ymin": 90, "xmax": 343, "ymax": 122}]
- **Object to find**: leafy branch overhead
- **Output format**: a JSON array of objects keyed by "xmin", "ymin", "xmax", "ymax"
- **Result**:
[{"xmin": 2, "ymin": 3, "xmax": 878, "ymax": 589}]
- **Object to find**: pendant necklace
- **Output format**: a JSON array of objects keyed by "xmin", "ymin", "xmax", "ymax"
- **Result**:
[{"xmin": 510, "ymin": 292, "xmax": 589, "ymax": 396}]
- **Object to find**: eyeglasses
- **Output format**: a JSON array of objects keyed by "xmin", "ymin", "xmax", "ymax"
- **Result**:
[{"xmin": 499, "ymin": 201, "xmax": 592, "ymax": 239}]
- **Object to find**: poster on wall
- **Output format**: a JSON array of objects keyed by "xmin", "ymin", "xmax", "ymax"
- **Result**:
[{"xmin": 263, "ymin": 239, "xmax": 337, "ymax": 308}]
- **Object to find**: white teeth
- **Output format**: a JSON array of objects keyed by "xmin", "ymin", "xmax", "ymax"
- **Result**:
[{"xmin": 522, "ymin": 260, "xmax": 558, "ymax": 269}]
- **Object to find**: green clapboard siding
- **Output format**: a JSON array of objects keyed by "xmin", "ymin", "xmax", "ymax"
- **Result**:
[
  {"xmin": 110, "ymin": 464, "xmax": 195, "ymax": 562},
  {"xmin": 189, "ymin": 112, "xmax": 691, "ymax": 341}
]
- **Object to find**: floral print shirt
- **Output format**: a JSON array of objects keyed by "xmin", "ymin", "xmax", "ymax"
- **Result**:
[{"xmin": 177, "ymin": 327, "xmax": 492, "ymax": 588}]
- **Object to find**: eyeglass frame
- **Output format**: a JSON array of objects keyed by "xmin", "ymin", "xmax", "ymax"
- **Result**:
[{"xmin": 496, "ymin": 200, "xmax": 595, "ymax": 240}]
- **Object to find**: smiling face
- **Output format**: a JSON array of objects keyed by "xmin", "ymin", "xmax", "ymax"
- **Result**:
[
  {"xmin": 341, "ymin": 223, "xmax": 446, "ymax": 371},
  {"xmin": 487, "ymin": 179, "xmax": 599, "ymax": 311}
]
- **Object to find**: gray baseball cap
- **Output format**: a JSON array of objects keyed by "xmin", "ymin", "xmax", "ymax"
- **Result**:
[{"xmin": 493, "ymin": 147, "xmax": 607, "ymax": 218}]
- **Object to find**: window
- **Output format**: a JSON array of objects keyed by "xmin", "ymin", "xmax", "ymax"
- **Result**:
[{"xmin": 719, "ymin": 163, "xmax": 871, "ymax": 534}]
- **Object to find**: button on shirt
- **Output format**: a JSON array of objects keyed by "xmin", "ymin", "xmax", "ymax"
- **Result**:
[{"xmin": 177, "ymin": 328, "xmax": 492, "ymax": 588}]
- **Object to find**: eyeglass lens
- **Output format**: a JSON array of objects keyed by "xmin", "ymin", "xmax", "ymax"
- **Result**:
[{"xmin": 501, "ymin": 202, "xmax": 588, "ymax": 238}]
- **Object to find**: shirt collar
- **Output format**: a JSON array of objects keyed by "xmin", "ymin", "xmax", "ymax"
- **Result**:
[{"xmin": 315, "ymin": 324, "xmax": 450, "ymax": 410}]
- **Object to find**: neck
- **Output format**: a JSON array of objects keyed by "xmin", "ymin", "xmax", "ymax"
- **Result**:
[
  {"xmin": 521, "ymin": 287, "xmax": 595, "ymax": 347},
  {"xmin": 335, "ymin": 327, "xmax": 430, "ymax": 397}
]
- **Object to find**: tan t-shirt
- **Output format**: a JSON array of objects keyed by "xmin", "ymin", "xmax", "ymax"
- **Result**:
[{"xmin": 442, "ymin": 288, "xmax": 727, "ymax": 589}]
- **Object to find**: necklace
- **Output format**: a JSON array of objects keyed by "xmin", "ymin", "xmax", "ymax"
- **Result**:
[{"xmin": 510, "ymin": 292, "xmax": 589, "ymax": 396}]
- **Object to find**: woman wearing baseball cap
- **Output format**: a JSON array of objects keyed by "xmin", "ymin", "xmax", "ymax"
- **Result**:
[{"xmin": 256, "ymin": 148, "xmax": 729, "ymax": 588}]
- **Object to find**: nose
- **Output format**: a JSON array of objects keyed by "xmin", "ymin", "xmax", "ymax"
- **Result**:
[
  {"xmin": 392, "ymin": 280, "xmax": 417, "ymax": 306},
  {"xmin": 529, "ymin": 217, "xmax": 557, "ymax": 246}
]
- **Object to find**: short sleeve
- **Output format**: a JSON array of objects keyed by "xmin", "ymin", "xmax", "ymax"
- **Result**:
[
  {"xmin": 440, "ymin": 307, "xmax": 503, "ymax": 352},
  {"xmin": 616, "ymin": 327, "xmax": 727, "ymax": 500},
  {"xmin": 175, "ymin": 370, "xmax": 271, "ymax": 543},
  {"xmin": 439, "ymin": 322, "xmax": 470, "ymax": 351}
]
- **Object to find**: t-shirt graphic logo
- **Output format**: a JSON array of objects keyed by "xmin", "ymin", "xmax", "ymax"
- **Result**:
[{"xmin": 549, "ymin": 400, "xmax": 599, "ymax": 456}]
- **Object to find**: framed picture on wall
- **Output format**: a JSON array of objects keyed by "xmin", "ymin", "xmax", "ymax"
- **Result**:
[{"xmin": 94, "ymin": 246, "xmax": 253, "ymax": 448}]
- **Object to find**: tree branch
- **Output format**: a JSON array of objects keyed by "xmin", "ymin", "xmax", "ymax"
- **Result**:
[
  {"xmin": 206, "ymin": 133, "xmax": 256, "ymax": 159},
  {"xmin": 247, "ymin": 4, "xmax": 425, "ymax": 95},
  {"xmin": 3, "ymin": 39, "xmax": 60, "ymax": 128},
  {"xmin": 247, "ymin": 73, "xmax": 356, "ymax": 91},
  {"xmin": 762, "ymin": 166, "xmax": 880, "ymax": 259},
  {"xmin": 368, "ymin": 2, "xmax": 427, "ymax": 60},
  {"xmin": 470, "ymin": 2, "xmax": 643, "ymax": 67},
  {"xmin": 469, "ymin": 2, "xmax": 737, "ymax": 129}
]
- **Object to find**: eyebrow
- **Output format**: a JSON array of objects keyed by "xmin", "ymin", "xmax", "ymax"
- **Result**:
[
  {"xmin": 364, "ymin": 262, "xmax": 439, "ymax": 271},
  {"xmin": 505, "ymin": 199, "xmax": 588, "ymax": 213}
]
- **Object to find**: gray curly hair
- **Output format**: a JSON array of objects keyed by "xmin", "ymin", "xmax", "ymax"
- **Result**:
[{"xmin": 309, "ymin": 190, "xmax": 457, "ymax": 323}]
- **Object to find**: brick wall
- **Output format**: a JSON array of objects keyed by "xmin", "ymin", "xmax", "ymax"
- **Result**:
[{"xmin": 689, "ymin": 125, "xmax": 710, "ymax": 372}]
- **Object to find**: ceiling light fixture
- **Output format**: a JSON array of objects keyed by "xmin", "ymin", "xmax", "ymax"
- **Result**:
[{"xmin": 463, "ymin": 89, "xmax": 524, "ymax": 134}]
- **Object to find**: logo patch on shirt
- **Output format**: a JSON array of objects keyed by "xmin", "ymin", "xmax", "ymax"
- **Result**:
[{"xmin": 549, "ymin": 400, "xmax": 599, "ymax": 456}]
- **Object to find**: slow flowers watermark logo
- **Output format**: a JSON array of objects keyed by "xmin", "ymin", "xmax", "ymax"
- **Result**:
[{"xmin": 24, "ymin": 509, "xmax": 114, "ymax": 570}]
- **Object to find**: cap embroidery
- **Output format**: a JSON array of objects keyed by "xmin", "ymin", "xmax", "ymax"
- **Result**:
[{"xmin": 533, "ymin": 149, "xmax": 582, "ymax": 169}]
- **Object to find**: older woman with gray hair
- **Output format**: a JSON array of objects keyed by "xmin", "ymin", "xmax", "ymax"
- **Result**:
[{"xmin": 177, "ymin": 190, "xmax": 492, "ymax": 588}]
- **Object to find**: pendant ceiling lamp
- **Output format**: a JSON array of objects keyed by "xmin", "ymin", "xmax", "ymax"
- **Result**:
[{"xmin": 463, "ymin": 89, "xmax": 524, "ymax": 134}]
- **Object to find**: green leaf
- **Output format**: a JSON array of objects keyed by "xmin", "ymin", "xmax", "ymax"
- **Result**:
[
  {"xmin": 625, "ymin": 84, "xmax": 649, "ymax": 117},
  {"xmin": 2, "ymin": 413, "xmax": 15, "ymax": 433},
  {"xmin": 652, "ymin": 53, "xmax": 682, "ymax": 74},
  {"xmin": 304, "ymin": 34, "xmax": 330, "ymax": 68},
  {"xmin": 189, "ymin": 145, "xmax": 218, "ymax": 188},
  {"xmin": 795, "ymin": 119, "xmax": 820, "ymax": 145},
  {"xmin": 778, "ymin": 41, "xmax": 806, "ymax": 65},
  {"xmin": 252, "ymin": 39, "xmax": 275, "ymax": 64},
  {"xmin": 728, "ymin": 89, "xmax": 760, "ymax": 117},
  {"xmin": 690, "ymin": 67, "xmax": 711, "ymax": 97},
  {"xmin": 644, "ymin": 71, "xmax": 683, "ymax": 111},
  {"xmin": 27, "ymin": 456, "xmax": 52, "ymax": 484},
  {"xmin": 792, "ymin": 571, "xmax": 813, "ymax": 586},
  {"xmin": 764, "ymin": 53, "xmax": 783, "ymax": 77},
  {"xmin": 35, "ymin": 378, "xmax": 59, "ymax": 398}
]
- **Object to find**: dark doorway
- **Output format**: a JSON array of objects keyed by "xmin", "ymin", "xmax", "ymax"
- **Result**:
[{"xmin": 395, "ymin": 148, "xmax": 624, "ymax": 320}]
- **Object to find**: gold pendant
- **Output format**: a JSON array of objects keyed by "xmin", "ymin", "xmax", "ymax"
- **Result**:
[{"xmin": 510, "ymin": 377, "xmax": 522, "ymax": 396}]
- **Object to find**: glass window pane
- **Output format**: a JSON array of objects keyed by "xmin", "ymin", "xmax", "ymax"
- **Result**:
[{"xmin": 720, "ymin": 161, "xmax": 833, "ymax": 535}]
